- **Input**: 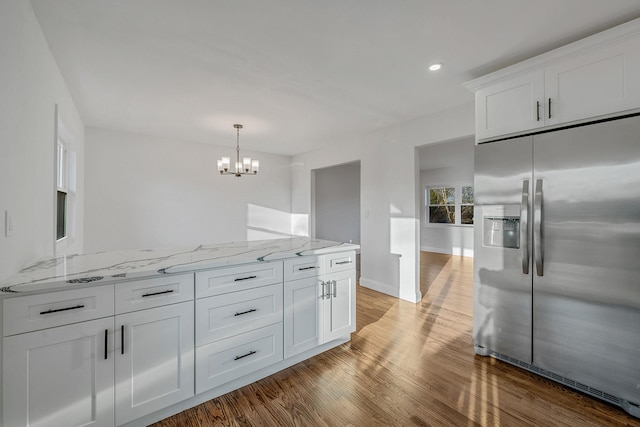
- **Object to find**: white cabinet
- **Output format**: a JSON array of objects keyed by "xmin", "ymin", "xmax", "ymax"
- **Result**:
[
  {"xmin": 544, "ymin": 36, "xmax": 640, "ymax": 126},
  {"xmin": 1, "ymin": 248, "xmax": 359, "ymax": 426},
  {"xmin": 195, "ymin": 323, "xmax": 283, "ymax": 392},
  {"xmin": 283, "ymin": 275, "xmax": 320, "ymax": 358},
  {"xmin": 194, "ymin": 263, "xmax": 284, "ymax": 394},
  {"xmin": 321, "ymin": 271, "xmax": 356, "ymax": 343},
  {"xmin": 3, "ymin": 317, "xmax": 114, "ymax": 427},
  {"xmin": 468, "ymin": 25, "xmax": 640, "ymax": 142},
  {"xmin": 475, "ymin": 69, "xmax": 545, "ymax": 141},
  {"xmin": 2, "ymin": 274, "xmax": 195, "ymax": 427},
  {"xmin": 283, "ymin": 251, "xmax": 356, "ymax": 358},
  {"xmin": 195, "ymin": 283, "xmax": 283, "ymax": 345},
  {"xmin": 114, "ymin": 301, "xmax": 194, "ymax": 426}
]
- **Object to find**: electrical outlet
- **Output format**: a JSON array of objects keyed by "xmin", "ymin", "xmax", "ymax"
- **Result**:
[{"xmin": 5, "ymin": 210, "xmax": 13, "ymax": 237}]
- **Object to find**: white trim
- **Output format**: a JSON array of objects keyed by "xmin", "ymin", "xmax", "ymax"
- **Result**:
[
  {"xmin": 55, "ymin": 118, "xmax": 78, "ymax": 255},
  {"xmin": 359, "ymin": 278, "xmax": 422, "ymax": 303},
  {"xmin": 464, "ymin": 17, "xmax": 640, "ymax": 92},
  {"xmin": 359, "ymin": 277, "xmax": 398, "ymax": 298},
  {"xmin": 421, "ymin": 245, "xmax": 474, "ymax": 258}
]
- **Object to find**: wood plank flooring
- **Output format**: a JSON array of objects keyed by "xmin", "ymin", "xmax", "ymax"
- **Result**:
[{"xmin": 152, "ymin": 252, "xmax": 640, "ymax": 426}]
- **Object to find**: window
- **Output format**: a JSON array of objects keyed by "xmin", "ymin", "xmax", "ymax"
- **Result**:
[
  {"xmin": 429, "ymin": 187, "xmax": 455, "ymax": 224},
  {"xmin": 461, "ymin": 185, "xmax": 474, "ymax": 225},
  {"xmin": 55, "ymin": 127, "xmax": 76, "ymax": 246},
  {"xmin": 426, "ymin": 184, "xmax": 474, "ymax": 225},
  {"xmin": 56, "ymin": 141, "xmax": 69, "ymax": 241}
]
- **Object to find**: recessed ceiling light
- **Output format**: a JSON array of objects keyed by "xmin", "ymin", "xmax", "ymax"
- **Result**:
[{"xmin": 428, "ymin": 63, "xmax": 443, "ymax": 71}]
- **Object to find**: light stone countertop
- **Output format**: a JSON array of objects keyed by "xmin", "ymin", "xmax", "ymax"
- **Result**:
[{"xmin": 1, "ymin": 237, "xmax": 359, "ymax": 294}]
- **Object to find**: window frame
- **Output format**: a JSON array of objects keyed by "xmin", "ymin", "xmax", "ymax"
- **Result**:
[
  {"xmin": 55, "ymin": 119, "xmax": 77, "ymax": 253},
  {"xmin": 424, "ymin": 182, "xmax": 474, "ymax": 227}
]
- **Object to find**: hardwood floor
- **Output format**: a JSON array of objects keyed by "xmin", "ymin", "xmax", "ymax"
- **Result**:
[{"xmin": 153, "ymin": 252, "xmax": 640, "ymax": 426}]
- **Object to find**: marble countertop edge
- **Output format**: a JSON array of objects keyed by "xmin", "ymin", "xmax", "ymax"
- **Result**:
[{"xmin": 1, "ymin": 238, "xmax": 359, "ymax": 294}]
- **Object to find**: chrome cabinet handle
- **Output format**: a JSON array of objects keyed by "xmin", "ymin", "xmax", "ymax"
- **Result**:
[
  {"xmin": 332, "ymin": 280, "xmax": 337, "ymax": 298},
  {"xmin": 548, "ymin": 98, "xmax": 552, "ymax": 119},
  {"xmin": 234, "ymin": 275, "xmax": 257, "ymax": 282},
  {"xmin": 40, "ymin": 304, "xmax": 85, "ymax": 315},
  {"xmin": 298, "ymin": 266, "xmax": 316, "ymax": 271},
  {"xmin": 320, "ymin": 281, "xmax": 327, "ymax": 300},
  {"xmin": 521, "ymin": 180, "xmax": 530, "ymax": 275},
  {"xmin": 536, "ymin": 101, "xmax": 540, "ymax": 121},
  {"xmin": 141, "ymin": 289, "xmax": 174, "ymax": 297},
  {"xmin": 234, "ymin": 308, "xmax": 257, "ymax": 316},
  {"xmin": 335, "ymin": 261, "xmax": 352, "ymax": 265},
  {"xmin": 121, "ymin": 325, "xmax": 125, "ymax": 355},
  {"xmin": 234, "ymin": 350, "xmax": 256, "ymax": 361},
  {"xmin": 534, "ymin": 179, "xmax": 544, "ymax": 276}
]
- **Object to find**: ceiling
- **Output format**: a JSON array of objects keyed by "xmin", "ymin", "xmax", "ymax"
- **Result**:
[{"xmin": 31, "ymin": 0, "xmax": 640, "ymax": 156}]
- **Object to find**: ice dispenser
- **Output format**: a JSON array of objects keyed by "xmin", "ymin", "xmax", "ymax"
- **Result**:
[{"xmin": 482, "ymin": 205, "xmax": 520, "ymax": 249}]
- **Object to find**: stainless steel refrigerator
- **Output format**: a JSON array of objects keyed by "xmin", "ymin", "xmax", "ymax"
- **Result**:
[{"xmin": 473, "ymin": 114, "xmax": 640, "ymax": 417}]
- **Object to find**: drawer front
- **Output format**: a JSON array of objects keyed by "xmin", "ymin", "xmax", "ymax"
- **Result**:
[
  {"xmin": 3, "ymin": 285, "xmax": 114, "ymax": 337},
  {"xmin": 195, "ymin": 323, "xmax": 283, "ymax": 393},
  {"xmin": 195, "ymin": 262, "xmax": 283, "ymax": 298},
  {"xmin": 283, "ymin": 257, "xmax": 320, "ymax": 281},
  {"xmin": 115, "ymin": 274, "xmax": 194, "ymax": 314},
  {"xmin": 322, "ymin": 251, "xmax": 356, "ymax": 274},
  {"xmin": 196, "ymin": 283, "xmax": 283, "ymax": 345}
]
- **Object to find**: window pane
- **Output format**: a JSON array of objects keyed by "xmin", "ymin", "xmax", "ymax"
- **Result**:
[
  {"xmin": 461, "ymin": 205, "xmax": 474, "ymax": 225},
  {"xmin": 429, "ymin": 187, "xmax": 455, "ymax": 205},
  {"xmin": 56, "ymin": 191, "xmax": 67, "ymax": 240},
  {"xmin": 429, "ymin": 206, "xmax": 455, "ymax": 224},
  {"xmin": 462, "ymin": 186, "xmax": 474, "ymax": 204}
]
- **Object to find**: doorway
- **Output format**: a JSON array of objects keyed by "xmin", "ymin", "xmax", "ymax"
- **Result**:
[
  {"xmin": 417, "ymin": 137, "xmax": 475, "ymax": 297},
  {"xmin": 311, "ymin": 161, "xmax": 361, "ymax": 278}
]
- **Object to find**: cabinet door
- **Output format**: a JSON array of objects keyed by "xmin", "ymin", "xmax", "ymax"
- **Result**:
[
  {"xmin": 476, "ymin": 69, "xmax": 545, "ymax": 141},
  {"xmin": 284, "ymin": 276, "xmax": 321, "ymax": 358},
  {"xmin": 322, "ymin": 271, "xmax": 356, "ymax": 343},
  {"xmin": 115, "ymin": 301, "xmax": 194, "ymax": 426},
  {"xmin": 545, "ymin": 34, "xmax": 640, "ymax": 126},
  {"xmin": 3, "ymin": 318, "xmax": 114, "ymax": 427}
]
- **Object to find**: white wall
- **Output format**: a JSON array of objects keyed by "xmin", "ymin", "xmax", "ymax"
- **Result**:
[
  {"xmin": 420, "ymin": 167, "xmax": 474, "ymax": 256},
  {"xmin": 84, "ymin": 127, "xmax": 292, "ymax": 252},
  {"xmin": 313, "ymin": 162, "xmax": 360, "ymax": 244},
  {"xmin": 0, "ymin": 0, "xmax": 84, "ymax": 283},
  {"xmin": 292, "ymin": 102, "xmax": 475, "ymax": 302}
]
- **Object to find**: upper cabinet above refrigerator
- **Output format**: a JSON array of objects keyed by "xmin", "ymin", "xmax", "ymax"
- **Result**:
[{"xmin": 466, "ymin": 18, "xmax": 640, "ymax": 143}]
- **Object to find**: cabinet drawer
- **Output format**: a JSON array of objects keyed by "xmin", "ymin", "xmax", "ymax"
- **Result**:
[
  {"xmin": 322, "ymin": 251, "xmax": 356, "ymax": 274},
  {"xmin": 195, "ymin": 323, "xmax": 283, "ymax": 393},
  {"xmin": 195, "ymin": 262, "xmax": 283, "ymax": 298},
  {"xmin": 196, "ymin": 283, "xmax": 283, "ymax": 345},
  {"xmin": 3, "ymin": 285, "xmax": 114, "ymax": 337},
  {"xmin": 283, "ymin": 257, "xmax": 320, "ymax": 281},
  {"xmin": 115, "ymin": 274, "xmax": 194, "ymax": 314}
]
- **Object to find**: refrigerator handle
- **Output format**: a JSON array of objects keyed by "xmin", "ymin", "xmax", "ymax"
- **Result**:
[
  {"xmin": 534, "ymin": 179, "xmax": 544, "ymax": 276},
  {"xmin": 521, "ymin": 180, "xmax": 530, "ymax": 274}
]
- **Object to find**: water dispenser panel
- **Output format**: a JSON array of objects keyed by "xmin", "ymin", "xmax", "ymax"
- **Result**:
[{"xmin": 482, "ymin": 205, "xmax": 520, "ymax": 249}]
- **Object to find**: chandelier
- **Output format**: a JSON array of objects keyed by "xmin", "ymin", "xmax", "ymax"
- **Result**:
[{"xmin": 217, "ymin": 124, "xmax": 259, "ymax": 177}]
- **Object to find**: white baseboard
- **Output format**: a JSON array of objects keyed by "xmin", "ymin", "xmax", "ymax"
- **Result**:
[
  {"xmin": 359, "ymin": 277, "xmax": 399, "ymax": 298},
  {"xmin": 420, "ymin": 245, "xmax": 474, "ymax": 258},
  {"xmin": 359, "ymin": 277, "xmax": 421, "ymax": 303}
]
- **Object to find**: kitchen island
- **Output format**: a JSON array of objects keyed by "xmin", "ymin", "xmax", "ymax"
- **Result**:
[{"xmin": 0, "ymin": 237, "xmax": 359, "ymax": 427}]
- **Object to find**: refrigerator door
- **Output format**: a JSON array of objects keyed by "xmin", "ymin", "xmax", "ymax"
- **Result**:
[
  {"xmin": 474, "ymin": 136, "xmax": 533, "ymax": 363},
  {"xmin": 533, "ymin": 115, "xmax": 640, "ymax": 403}
]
